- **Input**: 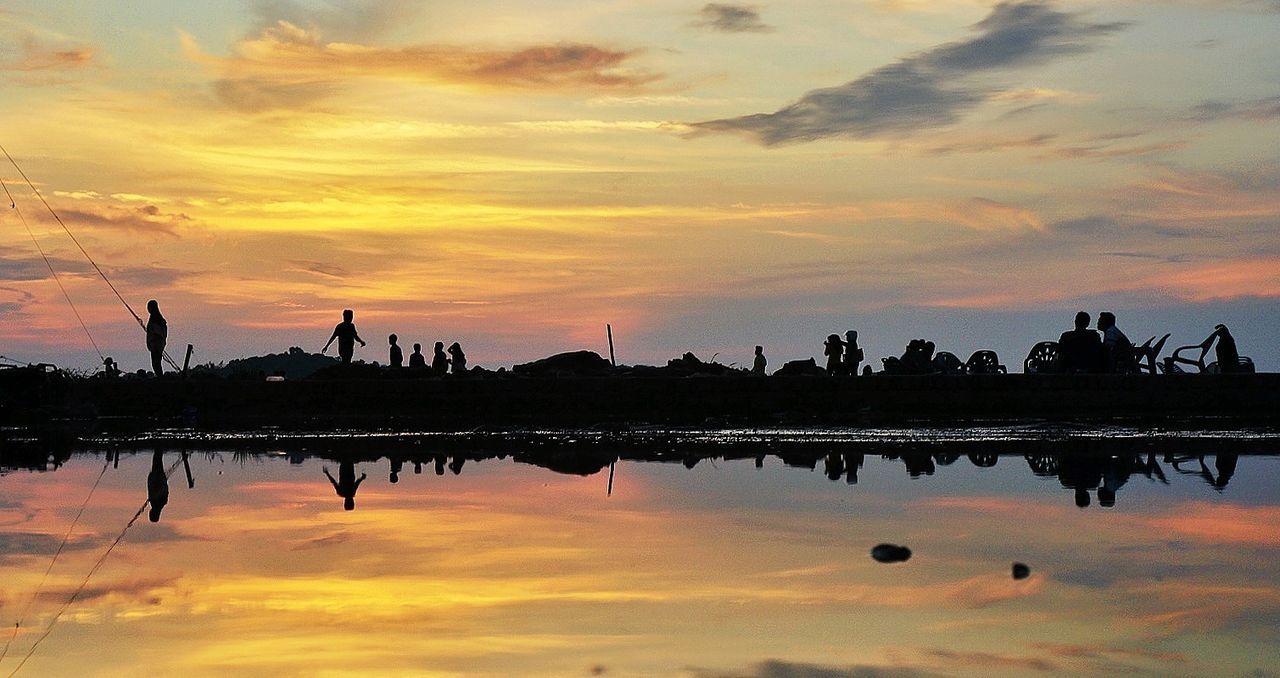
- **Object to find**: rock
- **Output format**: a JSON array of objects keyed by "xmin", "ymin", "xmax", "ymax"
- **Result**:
[
  {"xmin": 775, "ymin": 358, "xmax": 825, "ymax": 377},
  {"xmin": 1012, "ymin": 562, "xmax": 1031, "ymax": 580},
  {"xmin": 513, "ymin": 351, "xmax": 613, "ymax": 377},
  {"xmin": 870, "ymin": 543, "xmax": 912, "ymax": 563}
]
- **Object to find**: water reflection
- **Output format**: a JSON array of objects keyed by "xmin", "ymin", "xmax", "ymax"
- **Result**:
[
  {"xmin": 0, "ymin": 430, "xmax": 1277, "ymax": 676},
  {"xmin": 323, "ymin": 461, "xmax": 367, "ymax": 511}
]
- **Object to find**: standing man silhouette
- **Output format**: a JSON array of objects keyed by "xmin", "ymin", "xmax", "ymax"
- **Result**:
[
  {"xmin": 388, "ymin": 333, "xmax": 403, "ymax": 368},
  {"xmin": 323, "ymin": 309, "xmax": 366, "ymax": 364},
  {"xmin": 145, "ymin": 300, "xmax": 167, "ymax": 377}
]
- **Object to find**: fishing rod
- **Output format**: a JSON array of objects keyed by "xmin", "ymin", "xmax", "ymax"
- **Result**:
[{"xmin": 0, "ymin": 144, "xmax": 180, "ymax": 370}]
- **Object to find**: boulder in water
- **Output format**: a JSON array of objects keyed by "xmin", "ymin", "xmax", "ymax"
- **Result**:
[{"xmin": 870, "ymin": 543, "xmax": 912, "ymax": 563}]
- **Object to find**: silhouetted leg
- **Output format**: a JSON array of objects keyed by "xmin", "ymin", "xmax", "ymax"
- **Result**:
[{"xmin": 151, "ymin": 350, "xmax": 163, "ymax": 376}]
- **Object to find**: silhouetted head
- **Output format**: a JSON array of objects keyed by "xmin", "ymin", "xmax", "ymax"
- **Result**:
[
  {"xmin": 389, "ymin": 333, "xmax": 398, "ymax": 345},
  {"xmin": 390, "ymin": 471, "xmax": 399, "ymax": 484},
  {"xmin": 1074, "ymin": 311, "xmax": 1090, "ymax": 329},
  {"xmin": 448, "ymin": 342, "xmax": 461, "ymax": 353},
  {"xmin": 343, "ymin": 309, "xmax": 354, "ymax": 322},
  {"xmin": 1215, "ymin": 323, "xmax": 1232, "ymax": 338},
  {"xmin": 845, "ymin": 330, "xmax": 858, "ymax": 345},
  {"xmin": 1097, "ymin": 312, "xmax": 1116, "ymax": 330},
  {"xmin": 344, "ymin": 497, "xmax": 355, "ymax": 511},
  {"xmin": 1074, "ymin": 487, "xmax": 1091, "ymax": 508},
  {"xmin": 147, "ymin": 299, "xmax": 159, "ymax": 315},
  {"xmin": 434, "ymin": 341, "xmax": 444, "ymax": 352},
  {"xmin": 754, "ymin": 345, "xmax": 763, "ymax": 355},
  {"xmin": 1097, "ymin": 487, "xmax": 1116, "ymax": 507},
  {"xmin": 826, "ymin": 334, "xmax": 841, "ymax": 345},
  {"xmin": 413, "ymin": 343, "xmax": 422, "ymax": 353},
  {"xmin": 149, "ymin": 506, "xmax": 163, "ymax": 522}
]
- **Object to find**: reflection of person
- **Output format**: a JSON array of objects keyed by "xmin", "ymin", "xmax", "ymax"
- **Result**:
[
  {"xmin": 145, "ymin": 300, "xmax": 168, "ymax": 377},
  {"xmin": 324, "ymin": 462, "xmax": 367, "ymax": 511},
  {"xmin": 147, "ymin": 450, "xmax": 169, "ymax": 523},
  {"xmin": 323, "ymin": 309, "xmax": 366, "ymax": 364}
]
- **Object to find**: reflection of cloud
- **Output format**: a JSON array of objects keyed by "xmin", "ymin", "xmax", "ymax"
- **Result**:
[
  {"xmin": 1188, "ymin": 96, "xmax": 1280, "ymax": 122},
  {"xmin": 1147, "ymin": 502, "xmax": 1280, "ymax": 546},
  {"xmin": 688, "ymin": 1, "xmax": 1125, "ymax": 145},
  {"xmin": 0, "ymin": 530, "xmax": 97, "ymax": 563},
  {"xmin": 925, "ymin": 649, "xmax": 1056, "ymax": 672},
  {"xmin": 688, "ymin": 660, "xmax": 939, "ymax": 677},
  {"xmin": 182, "ymin": 21, "xmax": 658, "ymax": 112},
  {"xmin": 692, "ymin": 4, "xmax": 774, "ymax": 33}
]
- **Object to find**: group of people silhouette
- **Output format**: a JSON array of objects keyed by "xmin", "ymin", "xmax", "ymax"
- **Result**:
[
  {"xmin": 323, "ymin": 309, "xmax": 468, "ymax": 375},
  {"xmin": 822, "ymin": 330, "xmax": 864, "ymax": 376}
]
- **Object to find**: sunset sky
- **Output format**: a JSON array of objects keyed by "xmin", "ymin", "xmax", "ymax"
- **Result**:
[{"xmin": 1, "ymin": 0, "xmax": 1278, "ymax": 371}]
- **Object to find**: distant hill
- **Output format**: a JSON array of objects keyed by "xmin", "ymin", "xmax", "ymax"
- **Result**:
[{"xmin": 217, "ymin": 347, "xmax": 339, "ymax": 380}]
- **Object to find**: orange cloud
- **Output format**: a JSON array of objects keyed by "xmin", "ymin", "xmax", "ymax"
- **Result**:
[
  {"xmin": 3, "ymin": 33, "xmax": 93, "ymax": 72},
  {"xmin": 180, "ymin": 22, "xmax": 658, "ymax": 111},
  {"xmin": 1146, "ymin": 502, "xmax": 1280, "ymax": 546}
]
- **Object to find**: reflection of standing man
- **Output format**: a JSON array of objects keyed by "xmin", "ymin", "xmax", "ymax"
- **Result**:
[
  {"xmin": 323, "ymin": 309, "xmax": 366, "ymax": 364},
  {"xmin": 324, "ymin": 462, "xmax": 367, "ymax": 511},
  {"xmin": 147, "ymin": 449, "xmax": 170, "ymax": 523}
]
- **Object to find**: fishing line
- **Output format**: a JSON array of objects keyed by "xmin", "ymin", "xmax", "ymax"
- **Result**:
[
  {"xmin": 0, "ymin": 145, "xmax": 180, "ymax": 370},
  {"xmin": 4, "ymin": 457, "xmax": 183, "ymax": 677},
  {"xmin": 1, "ymin": 177, "xmax": 104, "ymax": 361},
  {"xmin": 0, "ymin": 459, "xmax": 111, "ymax": 664}
]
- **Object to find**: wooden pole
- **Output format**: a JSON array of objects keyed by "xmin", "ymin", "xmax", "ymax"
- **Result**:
[
  {"xmin": 607, "ymin": 459, "xmax": 616, "ymax": 496},
  {"xmin": 606, "ymin": 324, "xmax": 616, "ymax": 367},
  {"xmin": 182, "ymin": 344, "xmax": 194, "ymax": 377}
]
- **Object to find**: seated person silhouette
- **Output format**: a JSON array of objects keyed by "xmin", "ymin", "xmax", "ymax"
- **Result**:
[
  {"xmin": 323, "ymin": 309, "xmax": 366, "ymax": 364},
  {"xmin": 448, "ymin": 342, "xmax": 467, "ymax": 374},
  {"xmin": 324, "ymin": 462, "xmax": 366, "ymax": 511},
  {"xmin": 1097, "ymin": 312, "xmax": 1136, "ymax": 374},
  {"xmin": 823, "ymin": 334, "xmax": 843, "ymax": 375},
  {"xmin": 431, "ymin": 341, "xmax": 449, "ymax": 376},
  {"xmin": 1213, "ymin": 324, "xmax": 1241, "ymax": 373},
  {"xmin": 844, "ymin": 331, "xmax": 863, "ymax": 376},
  {"xmin": 752, "ymin": 345, "xmax": 767, "ymax": 375},
  {"xmin": 1057, "ymin": 311, "xmax": 1102, "ymax": 373},
  {"xmin": 102, "ymin": 356, "xmax": 122, "ymax": 378},
  {"xmin": 409, "ymin": 343, "xmax": 427, "ymax": 369},
  {"xmin": 147, "ymin": 449, "xmax": 169, "ymax": 523},
  {"xmin": 388, "ymin": 333, "xmax": 403, "ymax": 368}
]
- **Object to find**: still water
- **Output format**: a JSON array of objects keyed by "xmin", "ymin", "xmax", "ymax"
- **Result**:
[{"xmin": 1, "ymin": 430, "xmax": 1278, "ymax": 677}]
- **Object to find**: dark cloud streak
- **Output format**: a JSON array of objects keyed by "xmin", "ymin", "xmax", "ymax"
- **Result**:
[
  {"xmin": 693, "ymin": 4, "xmax": 774, "ymax": 33},
  {"xmin": 688, "ymin": 1, "xmax": 1126, "ymax": 146}
]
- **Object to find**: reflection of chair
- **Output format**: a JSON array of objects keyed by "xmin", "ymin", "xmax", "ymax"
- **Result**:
[
  {"xmin": 1025, "ymin": 454, "xmax": 1058, "ymax": 476},
  {"xmin": 933, "ymin": 453, "xmax": 960, "ymax": 466},
  {"xmin": 1024, "ymin": 341, "xmax": 1059, "ymax": 374},
  {"xmin": 965, "ymin": 350, "xmax": 1007, "ymax": 375},
  {"xmin": 967, "ymin": 452, "xmax": 998, "ymax": 468},
  {"xmin": 1134, "ymin": 334, "xmax": 1170, "ymax": 374},
  {"xmin": 932, "ymin": 351, "xmax": 964, "ymax": 375}
]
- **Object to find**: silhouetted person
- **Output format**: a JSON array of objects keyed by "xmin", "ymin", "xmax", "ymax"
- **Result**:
[
  {"xmin": 1057, "ymin": 311, "xmax": 1102, "ymax": 373},
  {"xmin": 1097, "ymin": 312, "xmax": 1135, "ymax": 374},
  {"xmin": 752, "ymin": 346, "xmax": 767, "ymax": 375},
  {"xmin": 448, "ymin": 342, "xmax": 467, "ymax": 374},
  {"xmin": 844, "ymin": 452, "xmax": 864, "ymax": 484},
  {"xmin": 823, "ymin": 334, "xmax": 843, "ymax": 375},
  {"xmin": 409, "ymin": 343, "xmax": 426, "ymax": 369},
  {"xmin": 145, "ymin": 300, "xmax": 167, "ymax": 377},
  {"xmin": 844, "ymin": 331, "xmax": 863, "ymax": 376},
  {"xmin": 147, "ymin": 449, "xmax": 169, "ymax": 523},
  {"xmin": 102, "ymin": 356, "xmax": 121, "ymax": 378},
  {"xmin": 323, "ymin": 309, "xmax": 366, "ymax": 364},
  {"xmin": 1213, "ymin": 324, "xmax": 1240, "ymax": 373},
  {"xmin": 389, "ymin": 458, "xmax": 403, "ymax": 484},
  {"xmin": 431, "ymin": 341, "xmax": 449, "ymax": 376},
  {"xmin": 388, "ymin": 334, "xmax": 403, "ymax": 368},
  {"xmin": 324, "ymin": 462, "xmax": 366, "ymax": 511}
]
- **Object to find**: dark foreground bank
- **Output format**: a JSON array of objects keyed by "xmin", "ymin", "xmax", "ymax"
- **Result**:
[{"xmin": 3, "ymin": 368, "xmax": 1277, "ymax": 432}]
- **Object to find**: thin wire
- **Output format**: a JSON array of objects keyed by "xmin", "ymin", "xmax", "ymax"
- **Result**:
[
  {"xmin": 0, "ymin": 145, "xmax": 180, "ymax": 371},
  {"xmin": 0, "ymin": 460, "xmax": 111, "ymax": 664},
  {"xmin": 1, "ymin": 178, "xmax": 104, "ymax": 360},
  {"xmin": 0, "ymin": 145, "xmax": 143, "ymax": 328},
  {"xmin": 5, "ymin": 458, "xmax": 183, "ymax": 677}
]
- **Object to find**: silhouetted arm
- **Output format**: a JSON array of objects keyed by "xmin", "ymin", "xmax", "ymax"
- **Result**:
[
  {"xmin": 322, "ymin": 327, "xmax": 339, "ymax": 352},
  {"xmin": 323, "ymin": 467, "xmax": 339, "ymax": 490},
  {"xmin": 354, "ymin": 473, "xmax": 367, "ymax": 489},
  {"xmin": 354, "ymin": 330, "xmax": 366, "ymax": 347}
]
